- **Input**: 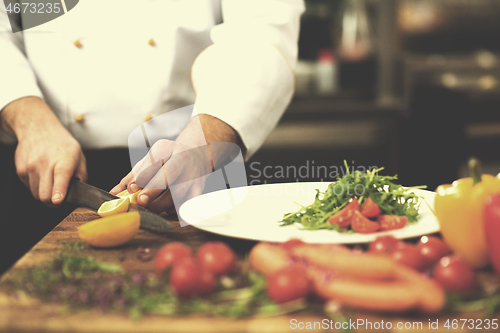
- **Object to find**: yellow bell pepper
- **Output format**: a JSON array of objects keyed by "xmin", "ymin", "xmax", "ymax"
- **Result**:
[{"xmin": 434, "ymin": 159, "xmax": 500, "ymax": 268}]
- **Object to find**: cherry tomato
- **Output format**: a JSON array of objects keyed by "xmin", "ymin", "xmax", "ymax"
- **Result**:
[
  {"xmin": 432, "ymin": 256, "xmax": 479, "ymax": 294},
  {"xmin": 360, "ymin": 197, "xmax": 381, "ymax": 218},
  {"xmin": 368, "ymin": 235, "xmax": 400, "ymax": 254},
  {"xmin": 390, "ymin": 243, "xmax": 426, "ymax": 271},
  {"xmin": 483, "ymin": 194, "xmax": 500, "ymax": 277},
  {"xmin": 266, "ymin": 264, "xmax": 310, "ymax": 303},
  {"xmin": 196, "ymin": 242, "xmax": 236, "ymax": 276},
  {"xmin": 346, "ymin": 197, "xmax": 360, "ymax": 211},
  {"xmin": 378, "ymin": 215, "xmax": 408, "ymax": 231},
  {"xmin": 154, "ymin": 242, "xmax": 192, "ymax": 276},
  {"xmin": 197, "ymin": 267, "xmax": 217, "ymax": 296},
  {"xmin": 417, "ymin": 236, "xmax": 450, "ymax": 268},
  {"xmin": 351, "ymin": 210, "xmax": 380, "ymax": 233},
  {"xmin": 328, "ymin": 198, "xmax": 359, "ymax": 229},
  {"xmin": 170, "ymin": 258, "xmax": 216, "ymax": 298},
  {"xmin": 328, "ymin": 208, "xmax": 354, "ymax": 229}
]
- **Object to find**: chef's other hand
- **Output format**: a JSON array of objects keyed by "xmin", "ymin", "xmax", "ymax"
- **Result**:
[
  {"xmin": 0, "ymin": 97, "xmax": 88, "ymax": 207},
  {"xmin": 110, "ymin": 114, "xmax": 241, "ymax": 214},
  {"xmin": 111, "ymin": 139, "xmax": 212, "ymax": 214}
]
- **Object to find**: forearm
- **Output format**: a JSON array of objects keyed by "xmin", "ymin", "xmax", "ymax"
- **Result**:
[
  {"xmin": 1, "ymin": 96, "xmax": 66, "ymax": 140},
  {"xmin": 176, "ymin": 114, "xmax": 243, "ymax": 169}
]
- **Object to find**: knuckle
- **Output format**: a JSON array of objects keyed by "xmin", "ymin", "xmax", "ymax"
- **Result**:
[
  {"xmin": 152, "ymin": 139, "xmax": 175, "ymax": 156},
  {"xmin": 38, "ymin": 157, "xmax": 48, "ymax": 169},
  {"xmin": 154, "ymin": 139, "xmax": 169, "ymax": 149},
  {"xmin": 16, "ymin": 166, "xmax": 27, "ymax": 178},
  {"xmin": 26, "ymin": 161, "xmax": 38, "ymax": 173}
]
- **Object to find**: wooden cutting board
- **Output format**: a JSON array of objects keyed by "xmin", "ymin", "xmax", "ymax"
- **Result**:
[{"xmin": 0, "ymin": 208, "xmax": 495, "ymax": 333}]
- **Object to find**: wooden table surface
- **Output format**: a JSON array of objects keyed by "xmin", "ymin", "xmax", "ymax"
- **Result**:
[{"xmin": 0, "ymin": 208, "xmax": 497, "ymax": 333}]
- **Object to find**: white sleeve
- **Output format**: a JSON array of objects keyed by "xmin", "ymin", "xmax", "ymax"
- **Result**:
[
  {"xmin": 0, "ymin": 3, "xmax": 43, "ymax": 113},
  {"xmin": 191, "ymin": 0, "xmax": 304, "ymax": 159}
]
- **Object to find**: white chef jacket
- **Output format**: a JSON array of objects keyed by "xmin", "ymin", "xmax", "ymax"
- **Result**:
[{"xmin": 0, "ymin": 0, "xmax": 303, "ymax": 159}]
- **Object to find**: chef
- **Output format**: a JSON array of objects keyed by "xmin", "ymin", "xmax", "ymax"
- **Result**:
[{"xmin": 0, "ymin": 0, "xmax": 304, "ymax": 272}]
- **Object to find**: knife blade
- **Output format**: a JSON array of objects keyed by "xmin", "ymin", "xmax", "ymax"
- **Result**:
[{"xmin": 64, "ymin": 178, "xmax": 174, "ymax": 232}]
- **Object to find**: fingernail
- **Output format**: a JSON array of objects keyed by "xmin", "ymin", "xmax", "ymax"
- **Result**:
[
  {"xmin": 140, "ymin": 194, "xmax": 149, "ymax": 206},
  {"xmin": 52, "ymin": 192, "xmax": 62, "ymax": 203},
  {"xmin": 130, "ymin": 183, "xmax": 139, "ymax": 193}
]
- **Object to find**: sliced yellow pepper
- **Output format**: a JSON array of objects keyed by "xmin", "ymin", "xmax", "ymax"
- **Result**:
[{"xmin": 435, "ymin": 159, "xmax": 500, "ymax": 268}]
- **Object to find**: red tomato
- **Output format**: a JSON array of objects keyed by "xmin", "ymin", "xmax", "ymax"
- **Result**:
[
  {"xmin": 360, "ymin": 197, "xmax": 381, "ymax": 218},
  {"xmin": 483, "ymin": 194, "xmax": 500, "ymax": 277},
  {"xmin": 266, "ymin": 264, "xmax": 310, "ymax": 303},
  {"xmin": 351, "ymin": 210, "xmax": 380, "ymax": 233},
  {"xmin": 154, "ymin": 242, "xmax": 192, "ymax": 276},
  {"xmin": 432, "ymin": 256, "xmax": 479, "ymax": 294},
  {"xmin": 328, "ymin": 198, "xmax": 359, "ymax": 229},
  {"xmin": 346, "ymin": 197, "xmax": 360, "ymax": 211},
  {"xmin": 170, "ymin": 258, "xmax": 216, "ymax": 298},
  {"xmin": 196, "ymin": 242, "xmax": 236, "ymax": 276},
  {"xmin": 368, "ymin": 235, "xmax": 400, "ymax": 254},
  {"xmin": 378, "ymin": 215, "xmax": 408, "ymax": 231},
  {"xmin": 390, "ymin": 243, "xmax": 426, "ymax": 271},
  {"xmin": 417, "ymin": 236, "xmax": 450, "ymax": 268},
  {"xmin": 328, "ymin": 208, "xmax": 354, "ymax": 229},
  {"xmin": 197, "ymin": 267, "xmax": 217, "ymax": 296}
]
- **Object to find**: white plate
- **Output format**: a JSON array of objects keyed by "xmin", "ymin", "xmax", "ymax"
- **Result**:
[{"xmin": 178, "ymin": 182, "xmax": 439, "ymax": 244}]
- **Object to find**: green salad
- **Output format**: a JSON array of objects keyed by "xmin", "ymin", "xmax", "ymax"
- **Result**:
[{"xmin": 280, "ymin": 162, "xmax": 426, "ymax": 232}]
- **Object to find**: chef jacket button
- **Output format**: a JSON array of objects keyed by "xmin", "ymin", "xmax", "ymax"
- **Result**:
[
  {"xmin": 148, "ymin": 38, "xmax": 156, "ymax": 46},
  {"xmin": 144, "ymin": 114, "xmax": 153, "ymax": 122},
  {"xmin": 74, "ymin": 39, "xmax": 83, "ymax": 48},
  {"xmin": 74, "ymin": 114, "xmax": 85, "ymax": 123}
]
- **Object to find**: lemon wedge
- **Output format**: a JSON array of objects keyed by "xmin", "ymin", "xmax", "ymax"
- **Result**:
[
  {"xmin": 97, "ymin": 197, "xmax": 130, "ymax": 217},
  {"xmin": 79, "ymin": 212, "xmax": 140, "ymax": 247},
  {"xmin": 117, "ymin": 189, "xmax": 140, "ymax": 204}
]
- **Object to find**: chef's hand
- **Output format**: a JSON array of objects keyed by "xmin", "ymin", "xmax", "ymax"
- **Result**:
[
  {"xmin": 110, "ymin": 114, "xmax": 240, "ymax": 214},
  {"xmin": 111, "ymin": 139, "xmax": 212, "ymax": 214},
  {"xmin": 0, "ymin": 97, "xmax": 87, "ymax": 207}
]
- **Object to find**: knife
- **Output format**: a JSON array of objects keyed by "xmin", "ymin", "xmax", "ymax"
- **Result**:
[{"xmin": 64, "ymin": 178, "xmax": 174, "ymax": 232}]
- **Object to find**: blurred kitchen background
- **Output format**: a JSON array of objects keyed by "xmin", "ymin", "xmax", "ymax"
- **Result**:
[{"xmin": 248, "ymin": 0, "xmax": 500, "ymax": 190}]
